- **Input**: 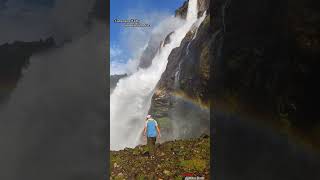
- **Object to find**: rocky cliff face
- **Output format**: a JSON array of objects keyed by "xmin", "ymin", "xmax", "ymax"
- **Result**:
[
  {"xmin": 211, "ymin": 0, "xmax": 320, "ymax": 179},
  {"xmin": 149, "ymin": 0, "xmax": 211, "ymax": 139},
  {"xmin": 175, "ymin": 0, "xmax": 209, "ymax": 19},
  {"xmin": 175, "ymin": 1, "xmax": 188, "ymax": 19},
  {"xmin": 148, "ymin": 0, "xmax": 320, "ymax": 148},
  {"xmin": 211, "ymin": 0, "xmax": 320, "ymax": 148},
  {"xmin": 138, "ymin": 0, "xmax": 210, "ymax": 70}
]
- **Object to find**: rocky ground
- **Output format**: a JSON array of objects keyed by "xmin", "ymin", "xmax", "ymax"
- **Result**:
[{"xmin": 110, "ymin": 135, "xmax": 210, "ymax": 179}]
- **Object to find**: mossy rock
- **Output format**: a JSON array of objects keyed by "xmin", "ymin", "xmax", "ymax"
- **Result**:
[
  {"xmin": 110, "ymin": 154, "xmax": 121, "ymax": 164},
  {"xmin": 133, "ymin": 148, "xmax": 140, "ymax": 155},
  {"xmin": 179, "ymin": 159, "xmax": 207, "ymax": 172}
]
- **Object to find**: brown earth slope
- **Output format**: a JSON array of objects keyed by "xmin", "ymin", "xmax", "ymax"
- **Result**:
[{"xmin": 110, "ymin": 136, "xmax": 210, "ymax": 179}]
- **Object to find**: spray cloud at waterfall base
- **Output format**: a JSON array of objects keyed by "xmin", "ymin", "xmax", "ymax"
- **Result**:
[{"xmin": 110, "ymin": 0, "xmax": 209, "ymax": 150}]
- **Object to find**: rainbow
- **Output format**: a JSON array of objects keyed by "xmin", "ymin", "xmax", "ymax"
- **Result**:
[
  {"xmin": 172, "ymin": 90, "xmax": 210, "ymax": 111},
  {"xmin": 169, "ymin": 90, "xmax": 320, "ymax": 153},
  {"xmin": 212, "ymin": 98, "xmax": 320, "ymax": 154}
]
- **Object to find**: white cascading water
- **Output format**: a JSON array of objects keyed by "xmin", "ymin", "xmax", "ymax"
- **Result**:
[{"xmin": 110, "ymin": 0, "xmax": 199, "ymax": 150}]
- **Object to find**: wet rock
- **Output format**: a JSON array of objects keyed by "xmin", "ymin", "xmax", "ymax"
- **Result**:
[
  {"xmin": 142, "ymin": 151, "xmax": 150, "ymax": 157},
  {"xmin": 200, "ymin": 133, "xmax": 209, "ymax": 139},
  {"xmin": 175, "ymin": 1, "xmax": 188, "ymax": 19},
  {"xmin": 163, "ymin": 32, "xmax": 174, "ymax": 47},
  {"xmin": 138, "ymin": 36, "xmax": 162, "ymax": 69},
  {"xmin": 198, "ymin": 0, "xmax": 210, "ymax": 17}
]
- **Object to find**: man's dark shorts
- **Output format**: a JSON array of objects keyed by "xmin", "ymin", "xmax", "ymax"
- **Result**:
[{"xmin": 147, "ymin": 137, "xmax": 156, "ymax": 156}]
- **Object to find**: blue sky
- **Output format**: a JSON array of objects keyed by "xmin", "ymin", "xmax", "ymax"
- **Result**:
[
  {"xmin": 110, "ymin": 0, "xmax": 184, "ymax": 44},
  {"xmin": 2, "ymin": 0, "xmax": 186, "ymax": 74},
  {"xmin": 110, "ymin": 0, "xmax": 185, "ymax": 74}
]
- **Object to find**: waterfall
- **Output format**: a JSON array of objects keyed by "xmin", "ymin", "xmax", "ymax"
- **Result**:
[
  {"xmin": 110, "ymin": 0, "xmax": 199, "ymax": 150},
  {"xmin": 174, "ymin": 61, "xmax": 182, "ymax": 89},
  {"xmin": 176, "ymin": 11, "xmax": 207, "ymax": 88}
]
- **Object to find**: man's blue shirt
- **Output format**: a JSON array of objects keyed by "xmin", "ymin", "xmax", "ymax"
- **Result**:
[{"xmin": 145, "ymin": 119, "xmax": 158, "ymax": 137}]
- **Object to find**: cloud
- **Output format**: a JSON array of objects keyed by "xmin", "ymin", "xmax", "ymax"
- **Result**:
[
  {"xmin": 110, "ymin": 45, "xmax": 127, "ymax": 75},
  {"xmin": 119, "ymin": 10, "xmax": 172, "ymax": 55},
  {"xmin": 110, "ymin": 43, "xmax": 142, "ymax": 75},
  {"xmin": 110, "ymin": 60, "xmax": 126, "ymax": 75},
  {"xmin": 110, "ymin": 45, "xmax": 123, "ymax": 58},
  {"xmin": 110, "ymin": 9, "xmax": 184, "ymax": 75}
]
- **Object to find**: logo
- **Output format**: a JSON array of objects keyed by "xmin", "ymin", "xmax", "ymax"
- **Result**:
[{"xmin": 181, "ymin": 173, "xmax": 204, "ymax": 180}]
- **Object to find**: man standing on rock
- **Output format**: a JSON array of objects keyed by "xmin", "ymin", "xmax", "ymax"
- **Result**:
[{"xmin": 143, "ymin": 114, "xmax": 161, "ymax": 158}]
